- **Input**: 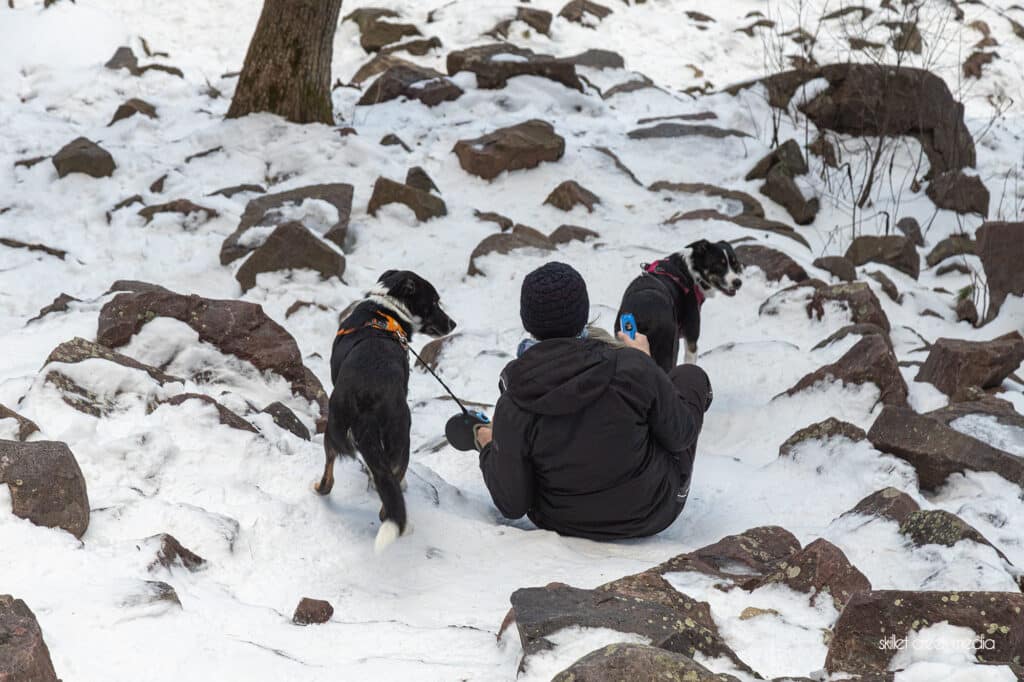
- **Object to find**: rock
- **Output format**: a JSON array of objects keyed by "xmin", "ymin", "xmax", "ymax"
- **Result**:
[
  {"xmin": 360, "ymin": 19, "xmax": 420, "ymax": 52},
  {"xmin": 812, "ymin": 323, "xmax": 892, "ymax": 352},
  {"xmin": 381, "ymin": 36, "xmax": 442, "ymax": 58},
  {"xmin": 220, "ymin": 183, "xmax": 353, "ymax": 265},
  {"xmin": 467, "ymin": 229, "xmax": 554, "ymax": 276},
  {"xmin": 650, "ymin": 181, "xmax": 764, "ymax": 217},
  {"xmin": 559, "ymin": 49, "xmax": 624, "ymax": 69},
  {"xmin": 868, "ymin": 406, "xmax": 1024, "ymax": 490},
  {"xmin": 510, "ymin": 577, "xmax": 756, "ymax": 674},
  {"xmin": 896, "ymin": 217, "xmax": 925, "ymax": 246},
  {"xmin": 405, "ymin": 166, "xmax": 438, "ymax": 194},
  {"xmin": 752, "ymin": 538, "xmax": 871, "ymax": 610},
  {"xmin": 899, "ymin": 509, "xmax": 1009, "ymax": 561},
  {"xmin": 964, "ymin": 50, "xmax": 998, "ymax": 79},
  {"xmin": 367, "ymin": 177, "xmax": 447, "ymax": 222},
  {"xmin": 138, "ymin": 199, "xmax": 219, "ymax": 225},
  {"xmin": 146, "ymin": 533, "xmax": 207, "ymax": 572},
  {"xmin": 885, "ymin": 20, "xmax": 923, "ymax": 53},
  {"xmin": 977, "ymin": 222, "xmax": 1024, "ymax": 323},
  {"xmin": 261, "ymin": 401, "xmax": 311, "ymax": 440},
  {"xmin": 955, "ymin": 297, "xmax": 980, "ymax": 326},
  {"xmin": 867, "ymin": 271, "xmax": 900, "ymax": 303},
  {"xmin": 925, "ymin": 234, "xmax": 974, "ymax": 267},
  {"xmin": 915, "ymin": 333, "xmax": 1024, "ymax": 401},
  {"xmin": 666, "ymin": 210, "xmax": 810, "ymax": 248},
  {"xmin": 784, "ymin": 335, "xmax": 908, "ymax": 406},
  {"xmin": 45, "ymin": 337, "xmax": 181, "ymax": 386},
  {"xmin": 807, "ymin": 281, "xmax": 891, "ymax": 332},
  {"xmin": 124, "ymin": 580, "xmax": 182, "ymax": 609},
  {"xmin": 158, "ymin": 394, "xmax": 258, "ymax": 433},
  {"xmin": 293, "ymin": 597, "xmax": 334, "ymax": 625},
  {"xmin": 358, "ymin": 64, "xmax": 462, "ymax": 107},
  {"xmin": 549, "ymin": 225, "xmax": 599, "ymax": 245},
  {"xmin": 108, "ymin": 97, "xmax": 157, "ymax": 126},
  {"xmin": 746, "ymin": 139, "xmax": 808, "ymax": 180},
  {"xmin": 553, "ymin": 643, "xmax": 740, "ymax": 682},
  {"xmin": 926, "ymin": 170, "xmax": 990, "ymax": 217},
  {"xmin": 105, "ymin": 45, "xmax": 139, "ymax": 72},
  {"xmin": 544, "ymin": 180, "xmax": 600, "ymax": 212},
  {"xmin": 453, "ymin": 120, "xmax": 565, "ymax": 181},
  {"xmin": 845, "ymin": 236, "xmax": 920, "ymax": 279},
  {"xmin": 235, "ymin": 222, "xmax": 346, "ymax": 293},
  {"xmin": 0, "ymin": 238, "xmax": 67, "ymax": 261},
  {"xmin": 736, "ymin": 245, "xmax": 808, "ymax": 283},
  {"xmin": 96, "ymin": 286, "xmax": 328, "ymax": 428},
  {"xmin": 808, "ymin": 133, "xmax": 838, "ymax": 167},
  {"xmin": 628, "ymin": 122, "xmax": 750, "ymax": 140},
  {"xmin": 473, "ymin": 210, "xmax": 513, "ymax": 231},
  {"xmin": 652, "ymin": 526, "xmax": 801, "ymax": 583},
  {"xmin": 447, "ymin": 44, "xmax": 582, "ymax": 91},
  {"xmin": 52, "ymin": 137, "xmax": 115, "ymax": 178},
  {"xmin": 779, "ymin": 417, "xmax": 866, "ymax": 457},
  {"xmin": 825, "ymin": 590, "xmax": 1024, "ymax": 674},
  {"xmin": 938, "ymin": 262, "xmax": 971, "ymax": 277},
  {"xmin": 208, "ymin": 183, "xmax": 266, "ymax": 198},
  {"xmin": 0, "ymin": 596, "xmax": 59, "ymax": 682},
  {"xmin": 0, "ymin": 404, "xmax": 40, "ymax": 441},
  {"xmin": 0, "ymin": 440, "xmax": 89, "ymax": 538},
  {"xmin": 844, "ymin": 487, "xmax": 920, "ymax": 524},
  {"xmin": 814, "ymin": 256, "xmax": 856, "ymax": 282},
  {"xmin": 516, "ymin": 7, "xmax": 552, "ymax": 34},
  {"xmin": 927, "ymin": 396, "xmax": 1024, "ymax": 430},
  {"xmin": 380, "ymin": 133, "xmax": 411, "ymax": 151},
  {"xmin": 415, "ymin": 334, "xmax": 460, "ymax": 372},
  {"xmin": 559, "ymin": 0, "xmax": 613, "ymax": 26}
]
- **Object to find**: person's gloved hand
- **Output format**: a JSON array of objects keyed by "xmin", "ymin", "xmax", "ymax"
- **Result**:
[{"xmin": 445, "ymin": 411, "xmax": 491, "ymax": 451}]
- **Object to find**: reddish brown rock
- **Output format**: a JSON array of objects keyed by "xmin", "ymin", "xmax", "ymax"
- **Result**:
[
  {"xmin": 549, "ymin": 225, "xmax": 599, "ymax": 245},
  {"xmin": 977, "ymin": 222, "xmax": 1024, "ymax": 323},
  {"xmin": 926, "ymin": 234, "xmax": 975, "ymax": 267},
  {"xmin": 261, "ymin": 402, "xmax": 311, "ymax": 440},
  {"xmin": 927, "ymin": 170, "xmax": 990, "ymax": 217},
  {"xmin": 453, "ymin": 120, "xmax": 565, "ymax": 181},
  {"xmin": 559, "ymin": 0, "xmax": 613, "ymax": 25},
  {"xmin": 235, "ymin": 222, "xmax": 346, "ymax": 293},
  {"xmin": 665, "ymin": 210, "xmax": 810, "ymax": 249},
  {"xmin": 651, "ymin": 181, "xmax": 765, "ymax": 217},
  {"xmin": 358, "ymin": 64, "xmax": 462, "ymax": 107},
  {"xmin": 108, "ymin": 97, "xmax": 157, "ymax": 126},
  {"xmin": 845, "ymin": 236, "xmax": 920, "ymax": 279},
  {"xmin": 0, "ymin": 404, "xmax": 40, "ymax": 441},
  {"xmin": 784, "ymin": 335, "xmax": 908, "ymax": 406},
  {"xmin": 814, "ymin": 256, "xmax": 856, "ymax": 282},
  {"xmin": 544, "ymin": 181, "xmax": 600, "ymax": 212},
  {"xmin": 812, "ymin": 323, "xmax": 892, "ymax": 352},
  {"xmin": 899, "ymin": 509, "xmax": 1009, "ymax": 562},
  {"xmin": 467, "ymin": 229, "xmax": 554, "ymax": 276},
  {"xmin": 146, "ymin": 533, "xmax": 207, "ymax": 572},
  {"xmin": 157, "ymin": 394, "xmax": 258, "ymax": 433},
  {"xmin": 367, "ymin": 176, "xmax": 447, "ymax": 222},
  {"xmin": 52, "ymin": 137, "xmax": 115, "ymax": 178},
  {"xmin": 736, "ymin": 245, "xmax": 807, "ymax": 283},
  {"xmin": 915, "ymin": 332, "xmax": 1024, "ymax": 401},
  {"xmin": 0, "ymin": 440, "xmax": 90, "ymax": 538},
  {"xmin": 0, "ymin": 596, "xmax": 59, "ymax": 682},
  {"xmin": 779, "ymin": 417, "xmax": 866, "ymax": 457},
  {"xmin": 138, "ymin": 199, "xmax": 219, "ymax": 225},
  {"xmin": 652, "ymin": 526, "xmax": 801, "ymax": 583},
  {"xmin": 293, "ymin": 597, "xmax": 334, "ymax": 625},
  {"xmin": 752, "ymin": 538, "xmax": 871, "ymax": 610},
  {"xmin": 553, "ymin": 643, "xmax": 740, "ymax": 682},
  {"xmin": 844, "ymin": 487, "xmax": 920, "ymax": 524},
  {"xmin": 447, "ymin": 44, "xmax": 582, "ymax": 91}
]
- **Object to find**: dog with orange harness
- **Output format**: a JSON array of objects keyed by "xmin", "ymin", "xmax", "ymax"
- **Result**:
[{"xmin": 315, "ymin": 270, "xmax": 456, "ymax": 552}]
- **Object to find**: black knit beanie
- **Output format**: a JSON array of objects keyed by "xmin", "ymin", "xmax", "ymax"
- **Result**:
[{"xmin": 520, "ymin": 262, "xmax": 590, "ymax": 340}]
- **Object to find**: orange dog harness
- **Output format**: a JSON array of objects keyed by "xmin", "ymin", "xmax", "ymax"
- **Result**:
[{"xmin": 336, "ymin": 312, "xmax": 409, "ymax": 346}]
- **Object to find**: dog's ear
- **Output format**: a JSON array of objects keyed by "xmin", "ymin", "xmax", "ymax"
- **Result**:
[
  {"xmin": 398, "ymin": 276, "xmax": 417, "ymax": 297},
  {"xmin": 378, "ymin": 269, "xmax": 398, "ymax": 283},
  {"xmin": 687, "ymin": 240, "xmax": 710, "ymax": 255}
]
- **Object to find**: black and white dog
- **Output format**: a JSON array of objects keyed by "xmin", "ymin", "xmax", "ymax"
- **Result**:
[
  {"xmin": 315, "ymin": 270, "xmax": 456, "ymax": 552},
  {"xmin": 615, "ymin": 240, "xmax": 742, "ymax": 372}
]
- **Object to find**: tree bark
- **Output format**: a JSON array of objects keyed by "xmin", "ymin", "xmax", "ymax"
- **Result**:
[{"xmin": 227, "ymin": 0, "xmax": 343, "ymax": 125}]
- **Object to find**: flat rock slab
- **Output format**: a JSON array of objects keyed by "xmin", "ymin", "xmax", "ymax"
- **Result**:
[
  {"xmin": 825, "ymin": 590, "xmax": 1024, "ymax": 674},
  {"xmin": 447, "ymin": 44, "xmax": 582, "ymax": 91},
  {"xmin": 453, "ymin": 120, "xmax": 565, "ymax": 181},
  {"xmin": 0, "ymin": 440, "xmax": 90, "ymax": 538},
  {"xmin": 867, "ymin": 406, "xmax": 1024, "ymax": 491},
  {"xmin": 0, "ymin": 596, "xmax": 59, "ymax": 682},
  {"xmin": 235, "ymin": 221, "xmax": 346, "ymax": 293},
  {"xmin": 628, "ymin": 122, "xmax": 750, "ymax": 139},
  {"xmin": 553, "ymin": 643, "xmax": 740, "ymax": 682},
  {"xmin": 220, "ymin": 183, "xmax": 353, "ymax": 265},
  {"xmin": 915, "ymin": 332, "xmax": 1024, "ymax": 401},
  {"xmin": 96, "ymin": 286, "xmax": 328, "ymax": 428},
  {"xmin": 784, "ymin": 334, "xmax": 908, "ymax": 407}
]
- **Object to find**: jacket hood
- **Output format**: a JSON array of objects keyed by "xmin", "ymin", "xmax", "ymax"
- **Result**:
[{"xmin": 501, "ymin": 338, "xmax": 617, "ymax": 416}]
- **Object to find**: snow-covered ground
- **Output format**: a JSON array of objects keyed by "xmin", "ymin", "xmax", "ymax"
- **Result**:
[{"xmin": 2, "ymin": 0, "xmax": 1023, "ymax": 680}]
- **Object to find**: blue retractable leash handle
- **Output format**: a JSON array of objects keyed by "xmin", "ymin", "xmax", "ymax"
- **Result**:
[{"xmin": 620, "ymin": 313, "xmax": 637, "ymax": 340}]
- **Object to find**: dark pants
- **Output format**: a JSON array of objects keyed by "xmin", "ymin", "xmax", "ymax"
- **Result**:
[{"xmin": 664, "ymin": 363, "xmax": 710, "ymax": 521}]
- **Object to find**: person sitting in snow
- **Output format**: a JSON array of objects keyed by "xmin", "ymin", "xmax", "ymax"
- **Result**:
[{"xmin": 471, "ymin": 262, "xmax": 713, "ymax": 540}]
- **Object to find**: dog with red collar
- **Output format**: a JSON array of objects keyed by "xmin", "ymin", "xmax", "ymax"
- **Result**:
[
  {"xmin": 315, "ymin": 270, "xmax": 456, "ymax": 552},
  {"xmin": 615, "ymin": 240, "xmax": 743, "ymax": 372}
]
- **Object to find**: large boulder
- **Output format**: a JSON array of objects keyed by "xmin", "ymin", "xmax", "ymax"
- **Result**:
[
  {"xmin": 735, "ymin": 244, "xmax": 808, "ymax": 283},
  {"xmin": 0, "ymin": 596, "xmax": 59, "ymax": 682},
  {"xmin": 367, "ymin": 176, "xmax": 447, "ymax": 221},
  {"xmin": 553, "ymin": 644, "xmax": 740, "ymax": 682},
  {"xmin": 96, "ymin": 285, "xmax": 328, "ymax": 427},
  {"xmin": 52, "ymin": 137, "xmax": 115, "ymax": 178},
  {"xmin": 867, "ymin": 406, "xmax": 1024, "ymax": 490},
  {"xmin": 926, "ymin": 170, "xmax": 990, "ymax": 217},
  {"xmin": 235, "ymin": 222, "xmax": 346, "ymax": 293},
  {"xmin": 845, "ymin": 235, "xmax": 920, "ymax": 279},
  {"xmin": 447, "ymin": 44, "xmax": 582, "ymax": 91},
  {"xmin": 220, "ymin": 184, "xmax": 353, "ymax": 265},
  {"xmin": 977, "ymin": 222, "xmax": 1024, "ymax": 322},
  {"xmin": 0, "ymin": 440, "xmax": 89, "ymax": 538},
  {"xmin": 733, "ymin": 64, "xmax": 975, "ymax": 176},
  {"xmin": 784, "ymin": 335, "xmax": 908, "ymax": 406},
  {"xmin": 453, "ymin": 120, "xmax": 565, "ymax": 181},
  {"xmin": 825, "ymin": 590, "xmax": 1024, "ymax": 674},
  {"xmin": 358, "ymin": 64, "xmax": 462, "ymax": 106},
  {"xmin": 915, "ymin": 332, "xmax": 1024, "ymax": 401},
  {"xmin": 751, "ymin": 538, "xmax": 871, "ymax": 610}
]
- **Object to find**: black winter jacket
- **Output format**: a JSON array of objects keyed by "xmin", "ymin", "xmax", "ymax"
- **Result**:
[{"xmin": 478, "ymin": 338, "xmax": 711, "ymax": 540}]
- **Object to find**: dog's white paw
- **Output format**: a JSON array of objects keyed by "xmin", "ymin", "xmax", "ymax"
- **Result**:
[{"xmin": 374, "ymin": 520, "xmax": 401, "ymax": 553}]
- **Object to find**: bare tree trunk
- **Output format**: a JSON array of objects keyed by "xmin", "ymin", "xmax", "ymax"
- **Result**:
[{"xmin": 227, "ymin": 0, "xmax": 343, "ymax": 125}]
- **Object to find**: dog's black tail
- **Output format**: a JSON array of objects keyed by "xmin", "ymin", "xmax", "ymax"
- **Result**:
[{"xmin": 351, "ymin": 422, "xmax": 407, "ymax": 553}]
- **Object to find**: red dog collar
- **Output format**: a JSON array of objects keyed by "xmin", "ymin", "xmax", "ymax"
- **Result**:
[{"xmin": 644, "ymin": 261, "xmax": 706, "ymax": 307}]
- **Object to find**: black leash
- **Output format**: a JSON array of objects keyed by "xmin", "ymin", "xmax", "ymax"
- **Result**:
[{"xmin": 403, "ymin": 341, "xmax": 473, "ymax": 416}]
